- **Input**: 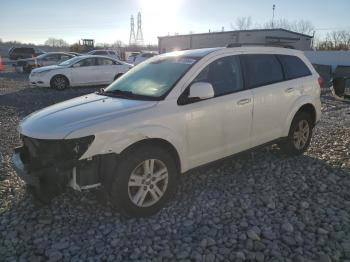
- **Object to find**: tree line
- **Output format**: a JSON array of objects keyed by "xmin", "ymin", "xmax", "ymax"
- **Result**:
[{"xmin": 232, "ymin": 16, "xmax": 350, "ymax": 50}]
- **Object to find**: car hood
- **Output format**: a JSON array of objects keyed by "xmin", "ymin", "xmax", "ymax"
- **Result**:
[
  {"xmin": 31, "ymin": 65, "xmax": 64, "ymax": 73},
  {"xmin": 19, "ymin": 93, "xmax": 158, "ymax": 139}
]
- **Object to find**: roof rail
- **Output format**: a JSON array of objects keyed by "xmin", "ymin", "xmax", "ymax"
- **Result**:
[{"xmin": 226, "ymin": 43, "xmax": 295, "ymax": 49}]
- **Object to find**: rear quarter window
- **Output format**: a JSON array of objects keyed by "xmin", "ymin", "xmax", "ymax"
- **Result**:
[
  {"xmin": 277, "ymin": 55, "xmax": 311, "ymax": 80},
  {"xmin": 240, "ymin": 54, "xmax": 284, "ymax": 89}
]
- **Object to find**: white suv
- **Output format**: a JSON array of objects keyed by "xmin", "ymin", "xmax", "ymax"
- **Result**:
[{"xmin": 12, "ymin": 46, "xmax": 321, "ymax": 217}]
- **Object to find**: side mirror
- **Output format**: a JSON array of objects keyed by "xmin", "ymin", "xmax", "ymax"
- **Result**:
[
  {"xmin": 72, "ymin": 63, "xmax": 80, "ymax": 68},
  {"xmin": 188, "ymin": 82, "xmax": 214, "ymax": 100}
]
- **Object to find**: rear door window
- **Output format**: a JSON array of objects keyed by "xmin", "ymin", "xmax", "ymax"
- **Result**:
[
  {"xmin": 277, "ymin": 55, "xmax": 311, "ymax": 80},
  {"xmin": 240, "ymin": 54, "xmax": 284, "ymax": 89},
  {"xmin": 192, "ymin": 55, "xmax": 243, "ymax": 97},
  {"xmin": 44, "ymin": 54, "xmax": 61, "ymax": 61},
  {"xmin": 96, "ymin": 58, "xmax": 115, "ymax": 65},
  {"xmin": 76, "ymin": 58, "xmax": 96, "ymax": 67}
]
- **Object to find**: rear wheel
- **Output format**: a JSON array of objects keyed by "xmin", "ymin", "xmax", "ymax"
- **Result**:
[
  {"xmin": 109, "ymin": 145, "xmax": 178, "ymax": 217},
  {"xmin": 280, "ymin": 112, "xmax": 313, "ymax": 156},
  {"xmin": 51, "ymin": 75, "xmax": 69, "ymax": 90}
]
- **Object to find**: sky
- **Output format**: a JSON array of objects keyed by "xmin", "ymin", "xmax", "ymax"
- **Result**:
[{"xmin": 0, "ymin": 0, "xmax": 349, "ymax": 45}]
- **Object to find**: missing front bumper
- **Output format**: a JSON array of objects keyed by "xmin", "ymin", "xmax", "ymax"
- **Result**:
[
  {"xmin": 12, "ymin": 149, "xmax": 40, "ymax": 187},
  {"xmin": 12, "ymin": 146, "xmax": 118, "ymax": 198}
]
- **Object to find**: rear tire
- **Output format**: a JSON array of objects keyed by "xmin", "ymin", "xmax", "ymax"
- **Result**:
[
  {"xmin": 280, "ymin": 112, "xmax": 313, "ymax": 156},
  {"xmin": 109, "ymin": 145, "xmax": 178, "ymax": 217},
  {"xmin": 51, "ymin": 75, "xmax": 69, "ymax": 90}
]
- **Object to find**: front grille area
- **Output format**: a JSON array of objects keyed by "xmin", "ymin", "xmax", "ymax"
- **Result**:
[{"xmin": 21, "ymin": 135, "xmax": 95, "ymax": 170}]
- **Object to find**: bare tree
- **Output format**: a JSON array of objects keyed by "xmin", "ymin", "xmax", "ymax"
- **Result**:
[
  {"xmin": 234, "ymin": 16, "xmax": 252, "ymax": 30},
  {"xmin": 264, "ymin": 19, "xmax": 314, "ymax": 35},
  {"xmin": 45, "ymin": 38, "xmax": 68, "ymax": 47},
  {"xmin": 317, "ymin": 30, "xmax": 350, "ymax": 50}
]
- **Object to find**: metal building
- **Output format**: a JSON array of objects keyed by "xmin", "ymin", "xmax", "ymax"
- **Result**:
[{"xmin": 158, "ymin": 28, "xmax": 313, "ymax": 53}]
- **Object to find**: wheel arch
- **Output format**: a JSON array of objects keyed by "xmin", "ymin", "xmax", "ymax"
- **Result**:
[
  {"xmin": 120, "ymin": 138, "xmax": 182, "ymax": 174},
  {"xmin": 114, "ymin": 73, "xmax": 123, "ymax": 80},
  {"xmin": 283, "ymin": 98, "xmax": 318, "ymax": 137}
]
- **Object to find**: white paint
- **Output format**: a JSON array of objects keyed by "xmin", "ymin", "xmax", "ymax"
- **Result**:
[{"xmin": 20, "ymin": 47, "xmax": 321, "ymax": 175}]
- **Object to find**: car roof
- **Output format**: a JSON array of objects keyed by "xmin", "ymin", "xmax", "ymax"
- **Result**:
[
  {"xmin": 164, "ymin": 46, "xmax": 304, "ymax": 58},
  {"xmin": 89, "ymin": 50, "xmax": 114, "ymax": 53},
  {"xmin": 42, "ymin": 52, "xmax": 73, "ymax": 55},
  {"xmin": 78, "ymin": 54, "xmax": 116, "ymax": 59}
]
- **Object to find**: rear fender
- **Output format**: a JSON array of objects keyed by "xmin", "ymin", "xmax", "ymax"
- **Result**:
[{"xmin": 282, "ymin": 96, "xmax": 319, "ymax": 137}]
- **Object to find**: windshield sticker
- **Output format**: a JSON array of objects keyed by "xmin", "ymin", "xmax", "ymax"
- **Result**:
[{"xmin": 175, "ymin": 58, "xmax": 196, "ymax": 65}]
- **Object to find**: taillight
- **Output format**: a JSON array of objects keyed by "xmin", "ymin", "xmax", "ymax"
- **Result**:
[{"xmin": 318, "ymin": 76, "xmax": 324, "ymax": 88}]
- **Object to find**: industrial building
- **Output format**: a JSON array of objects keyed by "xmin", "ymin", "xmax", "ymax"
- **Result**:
[{"xmin": 158, "ymin": 28, "xmax": 313, "ymax": 53}]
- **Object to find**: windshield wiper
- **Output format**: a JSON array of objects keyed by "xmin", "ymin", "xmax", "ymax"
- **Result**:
[
  {"xmin": 96, "ymin": 88, "xmax": 135, "ymax": 98},
  {"xmin": 96, "ymin": 88, "xmax": 160, "ymax": 101}
]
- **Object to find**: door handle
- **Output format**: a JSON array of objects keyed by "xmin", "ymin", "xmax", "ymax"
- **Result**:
[
  {"xmin": 285, "ymin": 87, "xmax": 294, "ymax": 93},
  {"xmin": 237, "ymin": 98, "xmax": 251, "ymax": 105}
]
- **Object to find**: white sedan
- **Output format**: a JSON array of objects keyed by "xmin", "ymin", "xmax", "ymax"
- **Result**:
[{"xmin": 29, "ymin": 55, "xmax": 132, "ymax": 90}]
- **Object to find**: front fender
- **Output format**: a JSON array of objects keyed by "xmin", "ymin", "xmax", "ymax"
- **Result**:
[
  {"xmin": 282, "ymin": 95, "xmax": 321, "ymax": 137},
  {"xmin": 80, "ymin": 125, "xmax": 188, "ymax": 172}
]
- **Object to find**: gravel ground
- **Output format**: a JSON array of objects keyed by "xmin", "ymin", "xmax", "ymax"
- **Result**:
[{"xmin": 0, "ymin": 77, "xmax": 349, "ymax": 262}]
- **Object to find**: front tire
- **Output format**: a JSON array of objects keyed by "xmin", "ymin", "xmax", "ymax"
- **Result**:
[
  {"xmin": 110, "ymin": 145, "xmax": 178, "ymax": 217},
  {"xmin": 51, "ymin": 75, "xmax": 69, "ymax": 90},
  {"xmin": 280, "ymin": 112, "xmax": 313, "ymax": 156}
]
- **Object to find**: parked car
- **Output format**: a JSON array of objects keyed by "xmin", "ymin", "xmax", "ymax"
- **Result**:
[
  {"xmin": 13, "ymin": 46, "xmax": 321, "ymax": 217},
  {"xmin": 133, "ymin": 52, "xmax": 158, "ymax": 65},
  {"xmin": 87, "ymin": 50, "xmax": 120, "ymax": 60},
  {"xmin": 29, "ymin": 55, "xmax": 132, "ymax": 89},
  {"xmin": 8, "ymin": 47, "xmax": 45, "ymax": 60},
  {"xmin": 68, "ymin": 52, "xmax": 82, "ymax": 56},
  {"xmin": 14, "ymin": 52, "xmax": 76, "ymax": 73},
  {"xmin": 126, "ymin": 52, "xmax": 140, "ymax": 64}
]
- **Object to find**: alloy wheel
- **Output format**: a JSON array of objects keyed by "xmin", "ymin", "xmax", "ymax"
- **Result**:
[
  {"xmin": 293, "ymin": 120, "xmax": 310, "ymax": 150},
  {"xmin": 53, "ymin": 76, "xmax": 67, "ymax": 89},
  {"xmin": 127, "ymin": 159, "xmax": 169, "ymax": 207}
]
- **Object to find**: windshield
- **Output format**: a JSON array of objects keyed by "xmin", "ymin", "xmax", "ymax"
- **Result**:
[
  {"xmin": 59, "ymin": 56, "xmax": 83, "ymax": 66},
  {"xmin": 104, "ymin": 56, "xmax": 198, "ymax": 99}
]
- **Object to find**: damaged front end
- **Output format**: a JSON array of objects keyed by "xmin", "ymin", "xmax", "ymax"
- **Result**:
[{"xmin": 12, "ymin": 135, "xmax": 116, "ymax": 201}]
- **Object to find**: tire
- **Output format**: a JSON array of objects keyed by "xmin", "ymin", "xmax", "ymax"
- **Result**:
[
  {"xmin": 280, "ymin": 112, "xmax": 313, "ymax": 156},
  {"xmin": 51, "ymin": 75, "xmax": 69, "ymax": 90},
  {"xmin": 110, "ymin": 145, "xmax": 178, "ymax": 217}
]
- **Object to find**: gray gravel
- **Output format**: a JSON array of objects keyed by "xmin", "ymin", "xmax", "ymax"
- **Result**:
[{"xmin": 0, "ymin": 77, "xmax": 349, "ymax": 261}]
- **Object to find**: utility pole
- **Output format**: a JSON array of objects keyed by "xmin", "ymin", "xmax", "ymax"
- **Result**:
[
  {"xmin": 129, "ymin": 15, "xmax": 136, "ymax": 45},
  {"xmin": 272, "ymin": 4, "xmax": 276, "ymax": 28}
]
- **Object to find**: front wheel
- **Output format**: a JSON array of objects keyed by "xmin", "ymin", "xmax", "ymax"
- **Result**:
[
  {"xmin": 51, "ymin": 75, "xmax": 69, "ymax": 90},
  {"xmin": 109, "ymin": 145, "xmax": 178, "ymax": 217},
  {"xmin": 280, "ymin": 112, "xmax": 313, "ymax": 156}
]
